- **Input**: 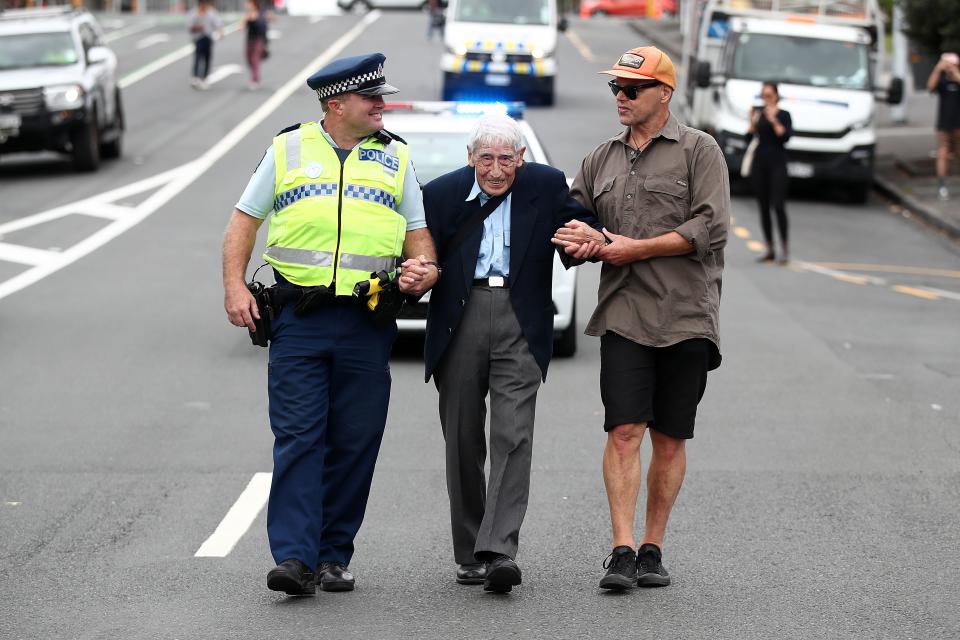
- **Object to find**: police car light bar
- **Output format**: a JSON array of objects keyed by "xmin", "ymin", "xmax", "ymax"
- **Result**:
[{"xmin": 383, "ymin": 101, "xmax": 526, "ymax": 119}]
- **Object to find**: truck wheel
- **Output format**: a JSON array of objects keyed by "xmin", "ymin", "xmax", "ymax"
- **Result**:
[
  {"xmin": 71, "ymin": 115, "xmax": 100, "ymax": 172},
  {"xmin": 553, "ymin": 298, "xmax": 577, "ymax": 358},
  {"xmin": 100, "ymin": 91, "xmax": 124, "ymax": 160},
  {"xmin": 847, "ymin": 181, "xmax": 870, "ymax": 204}
]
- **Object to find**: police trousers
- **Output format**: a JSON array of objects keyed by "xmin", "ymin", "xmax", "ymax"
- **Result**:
[{"xmin": 266, "ymin": 298, "xmax": 396, "ymax": 569}]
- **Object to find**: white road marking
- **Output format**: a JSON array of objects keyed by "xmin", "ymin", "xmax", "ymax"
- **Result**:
[
  {"xmin": 204, "ymin": 64, "xmax": 244, "ymax": 86},
  {"xmin": 135, "ymin": 33, "xmax": 171, "ymax": 50},
  {"xmin": 0, "ymin": 11, "xmax": 382, "ymax": 303},
  {"xmin": 70, "ymin": 202, "xmax": 137, "ymax": 220},
  {"xmin": 794, "ymin": 261, "xmax": 887, "ymax": 286},
  {"xmin": 195, "ymin": 473, "xmax": 272, "ymax": 557},
  {"xmin": 103, "ymin": 20, "xmax": 158, "ymax": 43},
  {"xmin": 916, "ymin": 286, "xmax": 960, "ymax": 302},
  {"xmin": 118, "ymin": 22, "xmax": 243, "ymax": 89},
  {"xmin": 0, "ymin": 242, "xmax": 59, "ymax": 266},
  {"xmin": 876, "ymin": 126, "xmax": 936, "ymax": 137}
]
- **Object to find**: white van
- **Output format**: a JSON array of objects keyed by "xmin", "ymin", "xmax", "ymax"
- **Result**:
[
  {"xmin": 441, "ymin": 0, "xmax": 567, "ymax": 106},
  {"xmin": 679, "ymin": 0, "xmax": 903, "ymax": 202}
]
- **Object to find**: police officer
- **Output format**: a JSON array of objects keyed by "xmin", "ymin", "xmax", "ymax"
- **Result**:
[{"xmin": 222, "ymin": 53, "xmax": 439, "ymax": 595}]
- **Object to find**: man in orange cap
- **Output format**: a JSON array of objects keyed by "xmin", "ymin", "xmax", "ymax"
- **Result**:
[{"xmin": 554, "ymin": 46, "xmax": 730, "ymax": 590}]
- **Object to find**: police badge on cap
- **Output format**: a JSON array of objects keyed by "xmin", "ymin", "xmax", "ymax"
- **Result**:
[{"xmin": 307, "ymin": 53, "xmax": 400, "ymax": 100}]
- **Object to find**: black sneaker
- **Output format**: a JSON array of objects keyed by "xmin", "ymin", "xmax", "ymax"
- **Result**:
[
  {"xmin": 636, "ymin": 543, "xmax": 670, "ymax": 587},
  {"xmin": 317, "ymin": 561, "xmax": 355, "ymax": 592},
  {"xmin": 266, "ymin": 559, "xmax": 316, "ymax": 595},
  {"xmin": 599, "ymin": 545, "xmax": 637, "ymax": 590}
]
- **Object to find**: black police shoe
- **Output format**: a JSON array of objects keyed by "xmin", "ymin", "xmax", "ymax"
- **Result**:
[
  {"xmin": 317, "ymin": 562, "xmax": 355, "ymax": 592},
  {"xmin": 636, "ymin": 543, "xmax": 671, "ymax": 587},
  {"xmin": 267, "ymin": 559, "xmax": 316, "ymax": 595},
  {"xmin": 456, "ymin": 562, "xmax": 487, "ymax": 585},
  {"xmin": 599, "ymin": 545, "xmax": 638, "ymax": 590},
  {"xmin": 482, "ymin": 554, "xmax": 522, "ymax": 593}
]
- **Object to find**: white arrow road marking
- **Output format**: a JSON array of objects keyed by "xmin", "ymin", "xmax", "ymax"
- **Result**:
[
  {"xmin": 70, "ymin": 202, "xmax": 137, "ymax": 220},
  {"xmin": 0, "ymin": 243, "xmax": 59, "ymax": 266},
  {"xmin": 0, "ymin": 11, "xmax": 382, "ymax": 303},
  {"xmin": 204, "ymin": 64, "xmax": 244, "ymax": 86},
  {"xmin": 195, "ymin": 473, "xmax": 272, "ymax": 558},
  {"xmin": 135, "ymin": 33, "xmax": 171, "ymax": 50}
]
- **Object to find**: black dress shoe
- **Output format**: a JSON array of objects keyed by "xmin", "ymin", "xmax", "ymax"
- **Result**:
[
  {"xmin": 267, "ymin": 559, "xmax": 316, "ymax": 595},
  {"xmin": 317, "ymin": 562, "xmax": 355, "ymax": 592},
  {"xmin": 456, "ymin": 563, "xmax": 487, "ymax": 585},
  {"xmin": 482, "ymin": 554, "xmax": 522, "ymax": 593}
]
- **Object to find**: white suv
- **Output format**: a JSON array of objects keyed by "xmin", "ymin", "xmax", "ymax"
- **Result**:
[{"xmin": 0, "ymin": 7, "xmax": 123, "ymax": 171}]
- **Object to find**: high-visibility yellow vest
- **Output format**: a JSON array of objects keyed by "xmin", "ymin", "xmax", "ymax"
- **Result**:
[{"xmin": 264, "ymin": 122, "xmax": 408, "ymax": 297}]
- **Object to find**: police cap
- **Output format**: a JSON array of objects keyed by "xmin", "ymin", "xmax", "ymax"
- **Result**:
[{"xmin": 307, "ymin": 52, "xmax": 399, "ymax": 100}]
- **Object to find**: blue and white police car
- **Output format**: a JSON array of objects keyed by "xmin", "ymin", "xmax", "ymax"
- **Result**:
[{"xmin": 385, "ymin": 101, "xmax": 579, "ymax": 357}]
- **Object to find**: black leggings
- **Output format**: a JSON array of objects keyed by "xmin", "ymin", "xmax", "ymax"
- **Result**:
[
  {"xmin": 752, "ymin": 157, "xmax": 789, "ymax": 246},
  {"xmin": 193, "ymin": 36, "xmax": 212, "ymax": 79}
]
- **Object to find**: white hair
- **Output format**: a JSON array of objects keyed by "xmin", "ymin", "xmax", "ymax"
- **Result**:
[{"xmin": 468, "ymin": 114, "xmax": 524, "ymax": 155}]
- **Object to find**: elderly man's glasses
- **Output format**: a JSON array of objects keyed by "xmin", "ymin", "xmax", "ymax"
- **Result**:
[
  {"xmin": 475, "ymin": 153, "xmax": 518, "ymax": 168},
  {"xmin": 608, "ymin": 79, "xmax": 660, "ymax": 100}
]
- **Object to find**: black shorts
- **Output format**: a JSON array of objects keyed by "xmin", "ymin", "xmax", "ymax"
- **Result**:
[{"xmin": 600, "ymin": 333, "xmax": 715, "ymax": 439}]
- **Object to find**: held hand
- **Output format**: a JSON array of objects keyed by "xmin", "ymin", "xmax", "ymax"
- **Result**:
[
  {"xmin": 553, "ymin": 219, "xmax": 605, "ymax": 246},
  {"xmin": 225, "ymin": 284, "xmax": 260, "ymax": 332},
  {"xmin": 764, "ymin": 105, "xmax": 779, "ymax": 122},
  {"xmin": 596, "ymin": 229, "xmax": 639, "ymax": 266},
  {"xmin": 550, "ymin": 236, "xmax": 603, "ymax": 260},
  {"xmin": 398, "ymin": 255, "xmax": 438, "ymax": 296}
]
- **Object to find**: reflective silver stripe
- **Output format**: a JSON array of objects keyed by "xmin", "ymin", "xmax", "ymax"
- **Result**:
[
  {"xmin": 339, "ymin": 253, "xmax": 398, "ymax": 273},
  {"xmin": 286, "ymin": 128, "xmax": 302, "ymax": 171},
  {"xmin": 265, "ymin": 246, "xmax": 333, "ymax": 267}
]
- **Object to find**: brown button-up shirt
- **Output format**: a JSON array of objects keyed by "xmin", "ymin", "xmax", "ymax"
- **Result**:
[{"xmin": 570, "ymin": 113, "xmax": 730, "ymax": 366}]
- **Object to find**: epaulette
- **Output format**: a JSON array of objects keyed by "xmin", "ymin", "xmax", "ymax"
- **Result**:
[
  {"xmin": 375, "ymin": 128, "xmax": 407, "ymax": 145},
  {"xmin": 275, "ymin": 123, "xmax": 302, "ymax": 136}
]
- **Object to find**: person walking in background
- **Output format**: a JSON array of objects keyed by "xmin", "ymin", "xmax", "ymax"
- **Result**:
[
  {"xmin": 427, "ymin": 0, "xmax": 445, "ymax": 42},
  {"xmin": 188, "ymin": 0, "xmax": 222, "ymax": 90},
  {"xmin": 243, "ymin": 0, "xmax": 271, "ymax": 90},
  {"xmin": 926, "ymin": 52, "xmax": 960, "ymax": 201},
  {"xmin": 748, "ymin": 82, "xmax": 792, "ymax": 264}
]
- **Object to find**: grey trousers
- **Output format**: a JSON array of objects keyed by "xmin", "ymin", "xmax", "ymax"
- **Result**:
[{"xmin": 435, "ymin": 286, "xmax": 542, "ymax": 564}]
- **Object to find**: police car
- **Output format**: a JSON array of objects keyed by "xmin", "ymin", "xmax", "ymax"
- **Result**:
[
  {"xmin": 0, "ymin": 7, "xmax": 123, "ymax": 171},
  {"xmin": 386, "ymin": 101, "xmax": 579, "ymax": 357}
]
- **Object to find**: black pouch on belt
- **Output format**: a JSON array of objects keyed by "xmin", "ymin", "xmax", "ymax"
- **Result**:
[
  {"xmin": 246, "ymin": 281, "xmax": 275, "ymax": 347},
  {"xmin": 293, "ymin": 284, "xmax": 334, "ymax": 317}
]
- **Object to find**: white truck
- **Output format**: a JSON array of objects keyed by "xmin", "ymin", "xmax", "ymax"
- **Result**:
[
  {"xmin": 678, "ymin": 0, "xmax": 903, "ymax": 202},
  {"xmin": 440, "ymin": 0, "xmax": 568, "ymax": 106}
]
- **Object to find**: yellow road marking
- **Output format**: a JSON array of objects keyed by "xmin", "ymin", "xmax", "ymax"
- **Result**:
[
  {"xmin": 808, "ymin": 263, "xmax": 960, "ymax": 279},
  {"xmin": 746, "ymin": 240, "xmax": 765, "ymax": 252},
  {"xmin": 832, "ymin": 273, "xmax": 869, "ymax": 285},
  {"xmin": 892, "ymin": 285, "xmax": 940, "ymax": 300},
  {"xmin": 734, "ymin": 226, "xmax": 751, "ymax": 239},
  {"xmin": 564, "ymin": 28, "xmax": 595, "ymax": 62}
]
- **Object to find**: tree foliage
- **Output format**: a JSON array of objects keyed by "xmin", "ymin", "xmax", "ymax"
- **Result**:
[{"xmin": 899, "ymin": 0, "xmax": 960, "ymax": 56}]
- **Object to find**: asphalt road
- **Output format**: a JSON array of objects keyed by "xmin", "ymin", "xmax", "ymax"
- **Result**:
[{"xmin": 1, "ymin": 11, "xmax": 959, "ymax": 640}]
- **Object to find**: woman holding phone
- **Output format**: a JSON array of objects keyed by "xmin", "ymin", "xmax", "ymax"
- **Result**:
[
  {"xmin": 748, "ymin": 81, "xmax": 793, "ymax": 264},
  {"xmin": 927, "ymin": 52, "xmax": 960, "ymax": 201}
]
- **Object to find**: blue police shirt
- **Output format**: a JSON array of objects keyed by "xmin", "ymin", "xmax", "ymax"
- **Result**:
[
  {"xmin": 466, "ymin": 178, "xmax": 510, "ymax": 279},
  {"xmin": 235, "ymin": 124, "xmax": 427, "ymax": 231}
]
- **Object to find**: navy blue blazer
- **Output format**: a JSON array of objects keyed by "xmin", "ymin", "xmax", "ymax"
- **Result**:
[{"xmin": 422, "ymin": 162, "xmax": 600, "ymax": 382}]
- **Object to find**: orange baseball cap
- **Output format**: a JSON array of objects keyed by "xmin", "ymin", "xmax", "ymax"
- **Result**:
[{"xmin": 600, "ymin": 46, "xmax": 676, "ymax": 90}]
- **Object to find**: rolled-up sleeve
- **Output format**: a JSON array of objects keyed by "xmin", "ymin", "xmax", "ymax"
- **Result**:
[
  {"xmin": 398, "ymin": 158, "xmax": 427, "ymax": 231},
  {"xmin": 674, "ymin": 139, "xmax": 729, "ymax": 260}
]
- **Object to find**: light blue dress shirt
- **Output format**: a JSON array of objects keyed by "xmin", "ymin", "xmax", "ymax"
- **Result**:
[
  {"xmin": 235, "ymin": 124, "xmax": 427, "ymax": 231},
  {"xmin": 466, "ymin": 179, "xmax": 511, "ymax": 279}
]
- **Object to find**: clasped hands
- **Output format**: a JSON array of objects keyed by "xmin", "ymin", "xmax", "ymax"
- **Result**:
[
  {"xmin": 551, "ymin": 220, "xmax": 635, "ymax": 266},
  {"xmin": 398, "ymin": 254, "xmax": 440, "ymax": 296}
]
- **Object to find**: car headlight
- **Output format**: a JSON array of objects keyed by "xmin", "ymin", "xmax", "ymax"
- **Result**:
[
  {"xmin": 44, "ymin": 84, "xmax": 84, "ymax": 110},
  {"xmin": 531, "ymin": 48, "xmax": 551, "ymax": 60},
  {"xmin": 851, "ymin": 117, "xmax": 872, "ymax": 130},
  {"xmin": 446, "ymin": 43, "xmax": 468, "ymax": 56}
]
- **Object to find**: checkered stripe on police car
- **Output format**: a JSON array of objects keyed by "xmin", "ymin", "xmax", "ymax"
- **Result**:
[
  {"xmin": 315, "ymin": 65, "xmax": 385, "ymax": 99},
  {"xmin": 274, "ymin": 183, "xmax": 338, "ymax": 211},
  {"xmin": 344, "ymin": 184, "xmax": 397, "ymax": 210}
]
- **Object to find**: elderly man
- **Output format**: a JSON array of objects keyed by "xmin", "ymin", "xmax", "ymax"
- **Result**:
[
  {"xmin": 555, "ymin": 46, "xmax": 730, "ymax": 590},
  {"xmin": 420, "ymin": 114, "xmax": 601, "ymax": 593},
  {"xmin": 222, "ymin": 53, "xmax": 438, "ymax": 595}
]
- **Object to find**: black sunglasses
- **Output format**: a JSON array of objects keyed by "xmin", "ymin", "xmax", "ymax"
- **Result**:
[{"xmin": 608, "ymin": 79, "xmax": 661, "ymax": 99}]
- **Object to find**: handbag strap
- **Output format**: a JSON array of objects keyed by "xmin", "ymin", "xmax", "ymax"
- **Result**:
[{"xmin": 442, "ymin": 188, "xmax": 511, "ymax": 262}]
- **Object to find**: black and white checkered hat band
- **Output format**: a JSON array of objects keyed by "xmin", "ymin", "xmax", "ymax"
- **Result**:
[{"xmin": 315, "ymin": 65, "xmax": 385, "ymax": 99}]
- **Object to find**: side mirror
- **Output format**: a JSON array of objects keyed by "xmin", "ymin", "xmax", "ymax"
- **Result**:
[
  {"xmin": 695, "ymin": 61, "xmax": 712, "ymax": 88},
  {"xmin": 887, "ymin": 77, "xmax": 904, "ymax": 105},
  {"xmin": 87, "ymin": 46, "xmax": 110, "ymax": 66},
  {"xmin": 557, "ymin": 16, "xmax": 569, "ymax": 32}
]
